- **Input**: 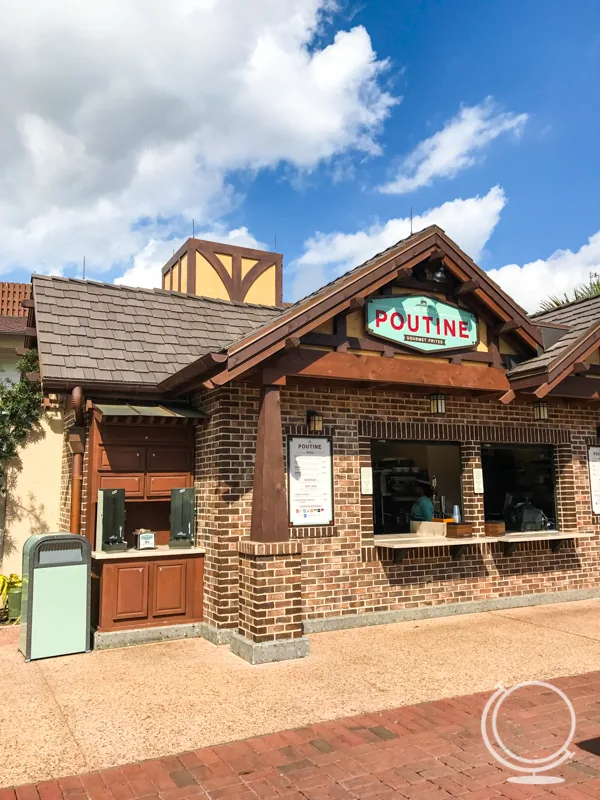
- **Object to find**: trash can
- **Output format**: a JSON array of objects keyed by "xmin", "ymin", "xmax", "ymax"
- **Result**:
[{"xmin": 19, "ymin": 533, "xmax": 91, "ymax": 661}]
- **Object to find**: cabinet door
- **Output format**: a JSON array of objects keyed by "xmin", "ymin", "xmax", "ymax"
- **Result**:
[
  {"xmin": 99, "ymin": 474, "xmax": 144, "ymax": 498},
  {"xmin": 151, "ymin": 561, "xmax": 187, "ymax": 617},
  {"xmin": 99, "ymin": 446, "xmax": 145, "ymax": 472},
  {"xmin": 148, "ymin": 447, "xmax": 190, "ymax": 472},
  {"xmin": 114, "ymin": 563, "xmax": 149, "ymax": 620},
  {"xmin": 146, "ymin": 473, "xmax": 189, "ymax": 497}
]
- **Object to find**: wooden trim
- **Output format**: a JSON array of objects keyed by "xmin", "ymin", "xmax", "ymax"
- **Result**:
[
  {"xmin": 433, "ymin": 232, "xmax": 544, "ymax": 347},
  {"xmin": 261, "ymin": 348, "xmax": 510, "ymax": 392},
  {"xmin": 250, "ymin": 385, "xmax": 289, "ymax": 542}
]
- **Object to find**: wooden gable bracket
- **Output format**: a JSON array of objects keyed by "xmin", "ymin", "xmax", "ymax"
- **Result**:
[{"xmin": 451, "ymin": 280, "xmax": 480, "ymax": 297}]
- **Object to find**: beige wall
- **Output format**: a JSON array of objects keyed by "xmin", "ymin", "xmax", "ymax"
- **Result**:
[{"xmin": 0, "ymin": 407, "xmax": 64, "ymax": 577}]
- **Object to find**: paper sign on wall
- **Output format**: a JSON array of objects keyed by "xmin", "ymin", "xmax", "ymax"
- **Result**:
[
  {"xmin": 588, "ymin": 446, "xmax": 600, "ymax": 514},
  {"xmin": 473, "ymin": 467, "xmax": 484, "ymax": 495},
  {"xmin": 360, "ymin": 467, "xmax": 373, "ymax": 495},
  {"xmin": 288, "ymin": 436, "xmax": 334, "ymax": 526}
]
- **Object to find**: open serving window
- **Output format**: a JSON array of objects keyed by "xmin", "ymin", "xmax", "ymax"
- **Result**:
[
  {"xmin": 481, "ymin": 444, "xmax": 557, "ymax": 532},
  {"xmin": 371, "ymin": 440, "xmax": 462, "ymax": 535}
]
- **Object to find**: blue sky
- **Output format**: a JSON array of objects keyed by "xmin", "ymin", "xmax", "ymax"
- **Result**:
[{"xmin": 1, "ymin": 1, "xmax": 599, "ymax": 311}]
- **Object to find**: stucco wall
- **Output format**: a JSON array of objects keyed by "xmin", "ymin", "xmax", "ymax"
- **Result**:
[{"xmin": 0, "ymin": 406, "xmax": 64, "ymax": 576}]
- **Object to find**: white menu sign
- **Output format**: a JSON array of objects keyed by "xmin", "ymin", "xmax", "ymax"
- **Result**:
[
  {"xmin": 589, "ymin": 446, "xmax": 600, "ymax": 514},
  {"xmin": 472, "ymin": 467, "xmax": 484, "ymax": 495},
  {"xmin": 360, "ymin": 467, "xmax": 373, "ymax": 495},
  {"xmin": 288, "ymin": 436, "xmax": 333, "ymax": 526}
]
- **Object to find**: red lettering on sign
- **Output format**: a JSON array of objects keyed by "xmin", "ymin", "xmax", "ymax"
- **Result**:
[
  {"xmin": 423, "ymin": 316, "xmax": 433, "ymax": 334},
  {"xmin": 407, "ymin": 314, "xmax": 419, "ymax": 332},
  {"xmin": 443, "ymin": 319, "xmax": 456, "ymax": 337},
  {"xmin": 375, "ymin": 310, "xmax": 387, "ymax": 327},
  {"xmin": 390, "ymin": 312, "xmax": 404, "ymax": 330},
  {"xmin": 435, "ymin": 318, "xmax": 440, "ymax": 335},
  {"xmin": 459, "ymin": 321, "xmax": 469, "ymax": 339}
]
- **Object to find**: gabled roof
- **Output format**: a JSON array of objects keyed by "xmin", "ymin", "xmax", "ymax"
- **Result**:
[
  {"xmin": 163, "ymin": 225, "xmax": 544, "ymax": 391},
  {"xmin": 32, "ymin": 276, "xmax": 281, "ymax": 391},
  {"xmin": 509, "ymin": 294, "xmax": 600, "ymax": 384}
]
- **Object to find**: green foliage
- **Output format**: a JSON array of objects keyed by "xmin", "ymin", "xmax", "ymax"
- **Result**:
[
  {"xmin": 0, "ymin": 350, "xmax": 43, "ymax": 486},
  {"xmin": 538, "ymin": 272, "xmax": 600, "ymax": 313}
]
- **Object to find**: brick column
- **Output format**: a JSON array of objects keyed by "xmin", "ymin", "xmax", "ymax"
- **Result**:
[
  {"xmin": 229, "ymin": 540, "xmax": 309, "ymax": 664},
  {"xmin": 555, "ymin": 443, "xmax": 578, "ymax": 531},
  {"xmin": 460, "ymin": 442, "xmax": 485, "ymax": 535}
]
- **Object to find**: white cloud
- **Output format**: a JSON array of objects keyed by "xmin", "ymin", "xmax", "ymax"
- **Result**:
[
  {"xmin": 288, "ymin": 185, "xmax": 506, "ymax": 299},
  {"xmin": 115, "ymin": 226, "xmax": 266, "ymax": 289},
  {"xmin": 379, "ymin": 98, "xmax": 528, "ymax": 194},
  {"xmin": 0, "ymin": 0, "xmax": 395, "ymax": 280},
  {"xmin": 489, "ymin": 233, "xmax": 600, "ymax": 313}
]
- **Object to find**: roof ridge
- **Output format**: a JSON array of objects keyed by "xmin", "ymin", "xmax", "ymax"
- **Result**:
[
  {"xmin": 532, "ymin": 292, "xmax": 600, "ymax": 319},
  {"xmin": 31, "ymin": 274, "xmax": 284, "ymax": 312}
]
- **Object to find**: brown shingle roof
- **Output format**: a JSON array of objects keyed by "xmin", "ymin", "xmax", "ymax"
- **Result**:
[
  {"xmin": 0, "ymin": 315, "xmax": 26, "ymax": 335},
  {"xmin": 32, "ymin": 276, "xmax": 282, "ymax": 389},
  {"xmin": 509, "ymin": 295, "xmax": 600, "ymax": 377}
]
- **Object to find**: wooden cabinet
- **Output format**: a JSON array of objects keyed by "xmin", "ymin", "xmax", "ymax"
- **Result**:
[
  {"xmin": 113, "ymin": 563, "xmax": 149, "ymax": 620},
  {"xmin": 99, "ymin": 446, "xmax": 145, "ymax": 472},
  {"xmin": 93, "ymin": 551, "xmax": 204, "ymax": 632},
  {"xmin": 99, "ymin": 474, "xmax": 144, "ymax": 497},
  {"xmin": 146, "ymin": 473, "xmax": 190, "ymax": 497},
  {"xmin": 148, "ymin": 447, "xmax": 190, "ymax": 472},
  {"xmin": 152, "ymin": 562, "xmax": 186, "ymax": 617}
]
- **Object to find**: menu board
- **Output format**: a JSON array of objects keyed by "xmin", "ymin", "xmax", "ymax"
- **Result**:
[
  {"xmin": 472, "ymin": 467, "xmax": 484, "ymax": 495},
  {"xmin": 360, "ymin": 467, "xmax": 373, "ymax": 495},
  {"xmin": 589, "ymin": 446, "xmax": 600, "ymax": 514},
  {"xmin": 288, "ymin": 436, "xmax": 333, "ymax": 526}
]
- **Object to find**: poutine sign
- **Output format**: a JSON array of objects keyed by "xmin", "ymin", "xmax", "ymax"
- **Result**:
[{"xmin": 366, "ymin": 295, "xmax": 478, "ymax": 353}]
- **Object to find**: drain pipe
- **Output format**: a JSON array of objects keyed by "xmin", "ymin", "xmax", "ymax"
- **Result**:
[{"xmin": 69, "ymin": 386, "xmax": 85, "ymax": 535}]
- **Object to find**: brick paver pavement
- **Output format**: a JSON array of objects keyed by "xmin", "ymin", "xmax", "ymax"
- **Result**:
[{"xmin": 3, "ymin": 671, "xmax": 600, "ymax": 799}]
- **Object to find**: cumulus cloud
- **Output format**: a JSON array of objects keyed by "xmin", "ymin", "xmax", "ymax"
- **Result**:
[
  {"xmin": 489, "ymin": 233, "xmax": 600, "ymax": 313},
  {"xmin": 288, "ymin": 185, "xmax": 506, "ymax": 299},
  {"xmin": 379, "ymin": 98, "xmax": 527, "ymax": 194},
  {"xmin": 115, "ymin": 226, "xmax": 266, "ymax": 289},
  {"xmin": 0, "ymin": 0, "xmax": 395, "ymax": 279}
]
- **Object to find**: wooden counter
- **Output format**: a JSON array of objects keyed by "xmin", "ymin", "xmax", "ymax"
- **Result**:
[{"xmin": 92, "ymin": 547, "xmax": 204, "ymax": 633}]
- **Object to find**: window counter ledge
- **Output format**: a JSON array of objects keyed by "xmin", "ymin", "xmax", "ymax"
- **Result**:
[{"xmin": 374, "ymin": 532, "xmax": 591, "ymax": 562}]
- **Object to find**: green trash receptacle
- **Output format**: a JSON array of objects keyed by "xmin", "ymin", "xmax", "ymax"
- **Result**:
[{"xmin": 19, "ymin": 533, "xmax": 91, "ymax": 661}]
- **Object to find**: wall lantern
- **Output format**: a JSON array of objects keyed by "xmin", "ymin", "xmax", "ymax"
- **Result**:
[
  {"xmin": 306, "ymin": 410, "xmax": 324, "ymax": 434},
  {"xmin": 534, "ymin": 401, "xmax": 549, "ymax": 421},
  {"xmin": 430, "ymin": 393, "xmax": 446, "ymax": 416}
]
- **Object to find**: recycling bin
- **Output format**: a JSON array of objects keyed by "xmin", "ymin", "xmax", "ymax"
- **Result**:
[{"xmin": 19, "ymin": 533, "xmax": 91, "ymax": 661}]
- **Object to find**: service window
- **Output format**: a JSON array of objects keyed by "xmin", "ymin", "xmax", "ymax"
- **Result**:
[
  {"xmin": 481, "ymin": 444, "xmax": 556, "ymax": 532},
  {"xmin": 371, "ymin": 440, "xmax": 462, "ymax": 535}
]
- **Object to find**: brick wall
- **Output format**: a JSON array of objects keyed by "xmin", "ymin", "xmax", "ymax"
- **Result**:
[
  {"xmin": 58, "ymin": 408, "xmax": 91, "ymax": 538},
  {"xmin": 197, "ymin": 383, "xmax": 600, "ymax": 633}
]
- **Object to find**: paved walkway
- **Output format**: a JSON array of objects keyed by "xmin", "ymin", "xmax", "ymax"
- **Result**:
[
  {"xmin": 2, "ymin": 671, "xmax": 600, "ymax": 799},
  {"xmin": 3, "ymin": 600, "xmax": 600, "ymax": 789}
]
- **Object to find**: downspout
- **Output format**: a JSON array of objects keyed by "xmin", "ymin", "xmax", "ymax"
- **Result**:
[{"xmin": 69, "ymin": 386, "xmax": 85, "ymax": 535}]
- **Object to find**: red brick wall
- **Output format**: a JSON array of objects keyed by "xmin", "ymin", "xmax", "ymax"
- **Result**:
[{"xmin": 196, "ymin": 383, "xmax": 600, "ymax": 632}]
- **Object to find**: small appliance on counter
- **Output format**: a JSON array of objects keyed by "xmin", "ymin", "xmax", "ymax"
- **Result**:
[
  {"xmin": 96, "ymin": 488, "xmax": 127, "ymax": 552},
  {"xmin": 168, "ymin": 487, "xmax": 195, "ymax": 548},
  {"xmin": 134, "ymin": 529, "xmax": 156, "ymax": 550}
]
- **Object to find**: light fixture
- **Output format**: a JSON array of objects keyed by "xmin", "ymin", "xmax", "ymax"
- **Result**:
[
  {"xmin": 430, "ymin": 393, "xmax": 446, "ymax": 416},
  {"xmin": 431, "ymin": 262, "xmax": 447, "ymax": 283},
  {"xmin": 534, "ymin": 401, "xmax": 549, "ymax": 421},
  {"xmin": 306, "ymin": 410, "xmax": 324, "ymax": 434}
]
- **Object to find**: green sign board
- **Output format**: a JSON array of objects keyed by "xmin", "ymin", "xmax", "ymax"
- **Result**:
[{"xmin": 366, "ymin": 295, "xmax": 478, "ymax": 352}]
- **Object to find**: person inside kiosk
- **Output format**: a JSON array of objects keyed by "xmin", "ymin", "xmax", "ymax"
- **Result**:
[{"xmin": 410, "ymin": 484, "xmax": 434, "ymax": 522}]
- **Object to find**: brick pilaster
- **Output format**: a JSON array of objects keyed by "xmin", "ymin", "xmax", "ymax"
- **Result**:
[
  {"xmin": 237, "ymin": 540, "xmax": 303, "ymax": 643},
  {"xmin": 460, "ymin": 441, "xmax": 485, "ymax": 534}
]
